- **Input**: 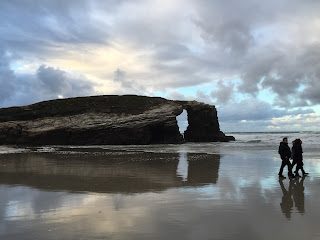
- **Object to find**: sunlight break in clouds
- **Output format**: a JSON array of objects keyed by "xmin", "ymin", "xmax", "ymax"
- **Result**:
[{"xmin": 1, "ymin": 0, "xmax": 320, "ymax": 131}]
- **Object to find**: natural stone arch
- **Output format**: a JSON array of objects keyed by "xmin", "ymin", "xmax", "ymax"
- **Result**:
[{"xmin": 0, "ymin": 95, "xmax": 234, "ymax": 145}]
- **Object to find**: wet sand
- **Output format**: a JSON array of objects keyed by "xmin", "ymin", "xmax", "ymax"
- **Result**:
[{"xmin": 1, "ymin": 143, "xmax": 320, "ymax": 239}]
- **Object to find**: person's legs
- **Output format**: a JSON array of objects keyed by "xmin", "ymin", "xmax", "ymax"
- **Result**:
[
  {"xmin": 292, "ymin": 159, "xmax": 297, "ymax": 174},
  {"xmin": 279, "ymin": 159, "xmax": 286, "ymax": 176},
  {"xmin": 286, "ymin": 160, "xmax": 293, "ymax": 177},
  {"xmin": 296, "ymin": 160, "xmax": 303, "ymax": 176},
  {"xmin": 279, "ymin": 158, "xmax": 293, "ymax": 177},
  {"xmin": 300, "ymin": 162, "xmax": 308, "ymax": 175}
]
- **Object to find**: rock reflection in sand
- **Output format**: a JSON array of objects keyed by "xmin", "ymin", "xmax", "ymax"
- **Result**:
[
  {"xmin": 0, "ymin": 149, "xmax": 220, "ymax": 193},
  {"xmin": 1, "ymin": 145, "xmax": 320, "ymax": 240}
]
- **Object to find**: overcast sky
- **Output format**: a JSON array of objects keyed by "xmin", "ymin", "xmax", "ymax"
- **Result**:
[{"xmin": 1, "ymin": 0, "xmax": 320, "ymax": 132}]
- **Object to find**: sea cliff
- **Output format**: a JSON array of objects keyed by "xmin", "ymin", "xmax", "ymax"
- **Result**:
[{"xmin": 0, "ymin": 95, "xmax": 234, "ymax": 145}]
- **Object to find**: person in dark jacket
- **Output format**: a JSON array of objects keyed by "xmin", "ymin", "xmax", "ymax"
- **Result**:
[
  {"xmin": 291, "ymin": 139, "xmax": 308, "ymax": 177},
  {"xmin": 278, "ymin": 137, "xmax": 295, "ymax": 179}
]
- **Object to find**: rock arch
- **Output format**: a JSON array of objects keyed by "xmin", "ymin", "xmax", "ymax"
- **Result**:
[{"xmin": 0, "ymin": 95, "xmax": 234, "ymax": 145}]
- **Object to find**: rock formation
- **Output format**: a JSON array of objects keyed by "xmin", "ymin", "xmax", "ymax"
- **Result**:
[{"xmin": 0, "ymin": 95, "xmax": 234, "ymax": 145}]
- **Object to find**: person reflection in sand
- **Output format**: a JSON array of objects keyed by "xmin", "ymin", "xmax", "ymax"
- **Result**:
[
  {"xmin": 279, "ymin": 179, "xmax": 294, "ymax": 219},
  {"xmin": 279, "ymin": 177, "xmax": 306, "ymax": 219},
  {"xmin": 292, "ymin": 176, "xmax": 305, "ymax": 214}
]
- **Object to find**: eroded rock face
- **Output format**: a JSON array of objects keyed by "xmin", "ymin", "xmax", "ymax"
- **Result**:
[
  {"xmin": 183, "ymin": 102, "xmax": 235, "ymax": 142},
  {"xmin": 0, "ymin": 95, "xmax": 234, "ymax": 145}
]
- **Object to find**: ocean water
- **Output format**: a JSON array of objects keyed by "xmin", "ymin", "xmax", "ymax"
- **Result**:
[
  {"xmin": 1, "ymin": 131, "xmax": 318, "ymax": 154},
  {"xmin": 0, "ymin": 132, "xmax": 320, "ymax": 239},
  {"xmin": 229, "ymin": 132, "xmax": 320, "ymax": 148}
]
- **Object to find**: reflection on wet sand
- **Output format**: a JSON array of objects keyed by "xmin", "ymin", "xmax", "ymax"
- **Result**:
[
  {"xmin": 279, "ymin": 177, "xmax": 305, "ymax": 219},
  {"xmin": 2, "ymin": 145, "xmax": 320, "ymax": 240},
  {"xmin": 0, "ymin": 150, "xmax": 220, "ymax": 193}
]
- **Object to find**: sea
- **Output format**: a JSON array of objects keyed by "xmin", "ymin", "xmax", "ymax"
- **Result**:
[{"xmin": 0, "ymin": 132, "xmax": 320, "ymax": 240}]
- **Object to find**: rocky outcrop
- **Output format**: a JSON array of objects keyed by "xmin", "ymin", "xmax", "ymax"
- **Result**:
[
  {"xmin": 0, "ymin": 95, "xmax": 234, "ymax": 145},
  {"xmin": 184, "ymin": 102, "xmax": 233, "ymax": 142}
]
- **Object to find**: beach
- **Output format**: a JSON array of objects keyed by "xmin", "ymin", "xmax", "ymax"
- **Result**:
[{"xmin": 1, "ymin": 132, "xmax": 320, "ymax": 239}]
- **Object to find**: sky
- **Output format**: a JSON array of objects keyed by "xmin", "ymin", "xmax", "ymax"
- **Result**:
[{"xmin": 1, "ymin": 0, "xmax": 320, "ymax": 132}]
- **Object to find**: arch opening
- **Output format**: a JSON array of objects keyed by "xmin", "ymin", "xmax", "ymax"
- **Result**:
[{"xmin": 176, "ymin": 109, "xmax": 188, "ymax": 138}]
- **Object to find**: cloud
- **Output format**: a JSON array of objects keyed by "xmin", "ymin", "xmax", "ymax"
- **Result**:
[
  {"xmin": 218, "ymin": 100, "xmax": 317, "ymax": 132},
  {"xmin": 219, "ymin": 99, "xmax": 315, "ymax": 122},
  {"xmin": 1, "ymin": 0, "xmax": 320, "ymax": 131},
  {"xmin": 211, "ymin": 80, "xmax": 235, "ymax": 104},
  {"xmin": 192, "ymin": 0, "xmax": 320, "ymax": 105},
  {"xmin": 36, "ymin": 65, "xmax": 96, "ymax": 98},
  {"xmin": 166, "ymin": 90, "xmax": 316, "ymax": 132},
  {"xmin": 167, "ymin": 90, "xmax": 215, "ymax": 105},
  {"xmin": 112, "ymin": 68, "xmax": 148, "ymax": 95},
  {"xmin": 266, "ymin": 113, "xmax": 320, "ymax": 132},
  {"xmin": 2, "ymin": 0, "xmax": 320, "ymax": 99},
  {"xmin": 167, "ymin": 91, "xmax": 189, "ymax": 101},
  {"xmin": 258, "ymin": 43, "xmax": 320, "ymax": 107},
  {"xmin": 0, "ymin": 0, "xmax": 113, "ymax": 50},
  {"xmin": 167, "ymin": 90, "xmax": 315, "ymax": 124},
  {"xmin": 0, "ymin": 62, "xmax": 98, "ymax": 108},
  {"xmin": 0, "ymin": 50, "xmax": 15, "ymax": 103},
  {"xmin": 221, "ymin": 113, "xmax": 320, "ymax": 132}
]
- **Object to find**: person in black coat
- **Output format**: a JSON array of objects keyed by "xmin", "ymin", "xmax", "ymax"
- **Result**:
[
  {"xmin": 278, "ymin": 137, "xmax": 295, "ymax": 178},
  {"xmin": 291, "ymin": 139, "xmax": 308, "ymax": 177}
]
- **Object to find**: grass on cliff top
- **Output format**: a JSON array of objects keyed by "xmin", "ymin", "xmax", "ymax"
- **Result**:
[{"xmin": 0, "ymin": 95, "xmax": 174, "ymax": 122}]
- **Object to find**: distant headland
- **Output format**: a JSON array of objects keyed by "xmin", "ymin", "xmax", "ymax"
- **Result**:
[{"xmin": 0, "ymin": 95, "xmax": 234, "ymax": 145}]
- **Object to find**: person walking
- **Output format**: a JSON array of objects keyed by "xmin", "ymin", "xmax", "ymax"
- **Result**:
[
  {"xmin": 278, "ymin": 137, "xmax": 295, "ymax": 179},
  {"xmin": 291, "ymin": 139, "xmax": 308, "ymax": 177}
]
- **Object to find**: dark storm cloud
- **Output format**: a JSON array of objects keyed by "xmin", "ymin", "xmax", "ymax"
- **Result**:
[
  {"xmin": 1, "ymin": 0, "xmax": 318, "ymax": 88},
  {"xmin": 105, "ymin": 0, "xmax": 320, "ymax": 102},
  {"xmin": 36, "ymin": 65, "xmax": 97, "ymax": 97},
  {"xmin": 301, "ymin": 80, "xmax": 320, "ymax": 105},
  {"xmin": 1, "ymin": 0, "xmax": 320, "ymax": 119},
  {"xmin": 0, "ymin": 64, "xmax": 98, "ymax": 108},
  {"xmin": 191, "ymin": 0, "xmax": 320, "ymax": 105},
  {"xmin": 259, "ymin": 43, "xmax": 320, "ymax": 106},
  {"xmin": 0, "ymin": 0, "xmax": 119, "ymax": 56},
  {"xmin": 194, "ymin": 1, "xmax": 256, "ymax": 56},
  {"xmin": 0, "ymin": 0, "xmax": 109, "ymax": 107}
]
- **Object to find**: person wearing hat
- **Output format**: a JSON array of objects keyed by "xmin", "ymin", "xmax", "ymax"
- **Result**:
[{"xmin": 291, "ymin": 139, "xmax": 308, "ymax": 177}]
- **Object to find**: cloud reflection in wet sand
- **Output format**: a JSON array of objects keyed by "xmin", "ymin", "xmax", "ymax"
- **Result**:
[{"xmin": 0, "ymin": 145, "xmax": 320, "ymax": 239}]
